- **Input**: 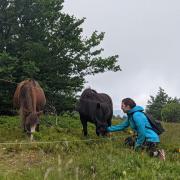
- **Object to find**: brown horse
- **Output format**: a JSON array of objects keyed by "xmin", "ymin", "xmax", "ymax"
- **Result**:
[{"xmin": 13, "ymin": 79, "xmax": 46, "ymax": 139}]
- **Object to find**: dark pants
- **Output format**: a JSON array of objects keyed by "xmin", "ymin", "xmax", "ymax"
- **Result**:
[{"xmin": 124, "ymin": 136, "xmax": 159, "ymax": 156}]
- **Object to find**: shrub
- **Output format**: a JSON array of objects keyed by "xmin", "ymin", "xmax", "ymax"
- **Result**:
[{"xmin": 161, "ymin": 102, "xmax": 180, "ymax": 122}]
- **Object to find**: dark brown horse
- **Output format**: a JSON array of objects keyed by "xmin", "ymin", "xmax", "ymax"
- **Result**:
[
  {"xmin": 76, "ymin": 88, "xmax": 113, "ymax": 136},
  {"xmin": 13, "ymin": 79, "xmax": 46, "ymax": 139}
]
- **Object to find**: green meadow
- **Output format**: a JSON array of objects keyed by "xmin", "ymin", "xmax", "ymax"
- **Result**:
[{"xmin": 0, "ymin": 115, "xmax": 179, "ymax": 180}]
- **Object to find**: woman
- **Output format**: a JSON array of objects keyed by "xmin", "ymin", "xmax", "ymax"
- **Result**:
[{"xmin": 107, "ymin": 98, "xmax": 165, "ymax": 160}]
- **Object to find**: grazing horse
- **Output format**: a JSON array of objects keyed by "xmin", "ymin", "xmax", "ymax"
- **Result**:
[
  {"xmin": 13, "ymin": 79, "xmax": 46, "ymax": 139},
  {"xmin": 76, "ymin": 88, "xmax": 113, "ymax": 136}
]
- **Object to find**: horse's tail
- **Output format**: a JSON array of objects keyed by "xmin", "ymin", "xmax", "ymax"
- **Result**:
[
  {"xmin": 29, "ymin": 79, "xmax": 37, "ymax": 113},
  {"xmin": 13, "ymin": 80, "xmax": 30, "ymax": 108}
]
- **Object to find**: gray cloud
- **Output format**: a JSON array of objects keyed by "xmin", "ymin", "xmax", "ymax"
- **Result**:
[{"xmin": 64, "ymin": 0, "xmax": 180, "ymax": 110}]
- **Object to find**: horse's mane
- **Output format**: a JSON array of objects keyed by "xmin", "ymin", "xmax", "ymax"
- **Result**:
[{"xmin": 81, "ymin": 88, "xmax": 106, "ymax": 102}]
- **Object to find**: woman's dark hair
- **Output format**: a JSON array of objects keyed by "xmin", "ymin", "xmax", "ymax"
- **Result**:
[{"xmin": 122, "ymin": 98, "xmax": 136, "ymax": 108}]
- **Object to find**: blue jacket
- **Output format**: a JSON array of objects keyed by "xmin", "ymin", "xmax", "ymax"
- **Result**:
[{"xmin": 107, "ymin": 106, "xmax": 160, "ymax": 148}]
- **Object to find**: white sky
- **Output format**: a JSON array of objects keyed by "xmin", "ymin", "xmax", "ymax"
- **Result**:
[{"xmin": 63, "ymin": 0, "xmax": 180, "ymax": 110}]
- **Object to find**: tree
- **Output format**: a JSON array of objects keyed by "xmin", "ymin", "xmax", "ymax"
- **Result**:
[
  {"xmin": 161, "ymin": 102, "xmax": 180, "ymax": 123},
  {"xmin": 146, "ymin": 87, "xmax": 170, "ymax": 120},
  {"xmin": 0, "ymin": 0, "xmax": 121, "ymax": 114},
  {"xmin": 0, "ymin": 53, "xmax": 19, "ymax": 114}
]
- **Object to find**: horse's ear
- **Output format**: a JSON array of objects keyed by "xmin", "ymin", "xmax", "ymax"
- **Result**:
[{"xmin": 36, "ymin": 111, "xmax": 43, "ymax": 116}]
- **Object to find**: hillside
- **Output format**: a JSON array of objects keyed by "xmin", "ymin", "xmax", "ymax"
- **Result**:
[
  {"xmin": 0, "ymin": 115, "xmax": 180, "ymax": 179},
  {"xmin": 113, "ymin": 110, "xmax": 124, "ymax": 117}
]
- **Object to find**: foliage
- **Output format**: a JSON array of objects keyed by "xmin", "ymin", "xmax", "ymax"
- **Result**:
[
  {"xmin": 0, "ymin": 53, "xmax": 19, "ymax": 114},
  {"xmin": 146, "ymin": 87, "xmax": 171, "ymax": 120},
  {"xmin": 0, "ymin": 115, "xmax": 179, "ymax": 179},
  {"xmin": 161, "ymin": 102, "xmax": 180, "ymax": 123},
  {"xmin": 0, "ymin": 0, "xmax": 121, "ymax": 114}
]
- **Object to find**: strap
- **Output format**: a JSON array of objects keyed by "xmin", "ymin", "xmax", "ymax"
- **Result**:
[
  {"xmin": 131, "ymin": 111, "xmax": 153, "ymax": 131},
  {"xmin": 131, "ymin": 111, "xmax": 156, "ymax": 132}
]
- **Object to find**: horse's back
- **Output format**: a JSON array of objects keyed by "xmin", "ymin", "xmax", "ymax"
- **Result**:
[
  {"xmin": 13, "ymin": 80, "xmax": 30, "ymax": 108},
  {"xmin": 99, "ymin": 93, "xmax": 113, "ymax": 107},
  {"xmin": 13, "ymin": 79, "xmax": 46, "ymax": 111},
  {"xmin": 35, "ymin": 86, "xmax": 46, "ymax": 110}
]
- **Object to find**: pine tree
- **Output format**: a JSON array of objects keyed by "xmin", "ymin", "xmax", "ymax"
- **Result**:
[{"xmin": 146, "ymin": 87, "xmax": 170, "ymax": 120}]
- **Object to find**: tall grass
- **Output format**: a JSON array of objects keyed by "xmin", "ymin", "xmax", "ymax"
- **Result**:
[{"xmin": 0, "ymin": 115, "xmax": 179, "ymax": 179}]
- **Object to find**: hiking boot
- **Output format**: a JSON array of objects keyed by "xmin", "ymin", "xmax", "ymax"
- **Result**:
[{"xmin": 158, "ymin": 149, "xmax": 166, "ymax": 161}]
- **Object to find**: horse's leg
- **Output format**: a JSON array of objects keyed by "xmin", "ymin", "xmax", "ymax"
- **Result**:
[
  {"xmin": 22, "ymin": 115, "xmax": 26, "ymax": 132},
  {"xmin": 35, "ymin": 124, "xmax": 39, "ymax": 132},
  {"xmin": 35, "ymin": 107, "xmax": 40, "ymax": 132},
  {"xmin": 107, "ymin": 118, "xmax": 112, "ymax": 127},
  {"xmin": 80, "ymin": 114, "xmax": 88, "ymax": 136},
  {"xmin": 107, "ymin": 112, "xmax": 113, "ymax": 126},
  {"xmin": 20, "ymin": 108, "xmax": 26, "ymax": 132},
  {"xmin": 94, "ymin": 121, "xmax": 100, "ymax": 136}
]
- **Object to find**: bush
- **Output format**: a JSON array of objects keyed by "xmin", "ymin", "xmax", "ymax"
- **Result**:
[{"xmin": 161, "ymin": 102, "xmax": 180, "ymax": 122}]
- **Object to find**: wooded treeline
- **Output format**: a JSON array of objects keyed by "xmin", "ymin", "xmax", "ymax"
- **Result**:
[{"xmin": 0, "ymin": 0, "xmax": 120, "ymax": 114}]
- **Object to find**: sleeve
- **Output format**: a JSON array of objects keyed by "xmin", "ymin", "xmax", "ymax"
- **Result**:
[
  {"xmin": 107, "ymin": 120, "xmax": 130, "ymax": 132},
  {"xmin": 133, "ymin": 112, "xmax": 146, "ymax": 148}
]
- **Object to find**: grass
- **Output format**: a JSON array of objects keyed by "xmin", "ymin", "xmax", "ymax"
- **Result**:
[{"xmin": 0, "ymin": 114, "xmax": 179, "ymax": 180}]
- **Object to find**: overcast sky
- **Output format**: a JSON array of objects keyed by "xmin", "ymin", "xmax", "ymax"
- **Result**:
[{"xmin": 63, "ymin": 0, "xmax": 180, "ymax": 110}]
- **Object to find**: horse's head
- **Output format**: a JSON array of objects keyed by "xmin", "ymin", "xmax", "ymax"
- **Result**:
[
  {"xmin": 95, "ymin": 120, "xmax": 108, "ymax": 136},
  {"xmin": 95, "ymin": 103, "xmax": 109, "ymax": 136},
  {"xmin": 25, "ymin": 111, "xmax": 43, "ymax": 139}
]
